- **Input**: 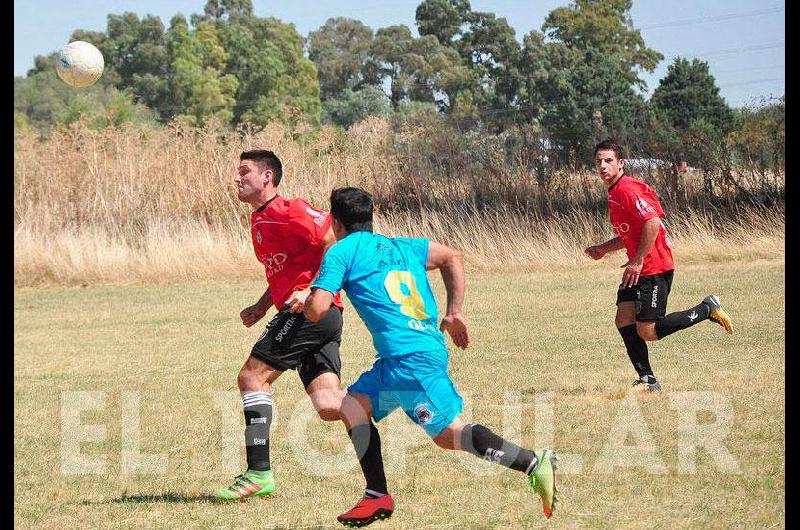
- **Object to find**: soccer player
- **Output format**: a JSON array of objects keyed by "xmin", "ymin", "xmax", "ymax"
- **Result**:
[
  {"xmin": 213, "ymin": 150, "xmax": 374, "ymax": 500},
  {"xmin": 585, "ymin": 140, "xmax": 734, "ymax": 392},
  {"xmin": 304, "ymin": 187, "xmax": 558, "ymax": 526}
]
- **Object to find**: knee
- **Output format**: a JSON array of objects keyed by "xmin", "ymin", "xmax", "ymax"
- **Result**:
[
  {"xmin": 432, "ymin": 424, "xmax": 461, "ymax": 450},
  {"xmin": 312, "ymin": 391, "xmax": 345, "ymax": 422},
  {"xmin": 315, "ymin": 405, "xmax": 341, "ymax": 422},
  {"xmin": 616, "ymin": 315, "xmax": 635, "ymax": 329},
  {"xmin": 433, "ymin": 433, "xmax": 454, "ymax": 450},
  {"xmin": 636, "ymin": 322, "xmax": 658, "ymax": 341},
  {"xmin": 237, "ymin": 368, "xmax": 257, "ymax": 391}
]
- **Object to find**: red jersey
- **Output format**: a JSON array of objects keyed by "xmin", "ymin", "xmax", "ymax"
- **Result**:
[
  {"xmin": 250, "ymin": 195, "xmax": 343, "ymax": 310},
  {"xmin": 608, "ymin": 175, "xmax": 674, "ymax": 276}
]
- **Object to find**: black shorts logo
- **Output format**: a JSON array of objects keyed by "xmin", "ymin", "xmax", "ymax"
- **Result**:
[{"xmin": 651, "ymin": 285, "xmax": 659, "ymax": 308}]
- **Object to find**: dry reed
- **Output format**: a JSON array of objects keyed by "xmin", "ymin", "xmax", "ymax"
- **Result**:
[{"xmin": 14, "ymin": 120, "xmax": 784, "ymax": 286}]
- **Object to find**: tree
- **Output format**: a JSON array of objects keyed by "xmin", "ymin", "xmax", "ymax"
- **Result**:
[
  {"xmin": 416, "ymin": 1, "xmax": 520, "ymax": 119},
  {"xmin": 542, "ymin": 0, "xmax": 663, "ymax": 89},
  {"xmin": 222, "ymin": 16, "xmax": 322, "ymax": 126},
  {"xmin": 518, "ymin": 35, "xmax": 646, "ymax": 167},
  {"xmin": 415, "ymin": 0, "xmax": 471, "ymax": 48},
  {"xmin": 650, "ymin": 57, "xmax": 735, "ymax": 135},
  {"xmin": 166, "ymin": 20, "xmax": 239, "ymax": 125},
  {"xmin": 307, "ymin": 17, "xmax": 378, "ymax": 100},
  {"xmin": 322, "ymin": 86, "xmax": 392, "ymax": 128}
]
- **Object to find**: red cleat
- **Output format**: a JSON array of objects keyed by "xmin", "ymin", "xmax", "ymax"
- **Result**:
[{"xmin": 337, "ymin": 494, "xmax": 394, "ymax": 527}]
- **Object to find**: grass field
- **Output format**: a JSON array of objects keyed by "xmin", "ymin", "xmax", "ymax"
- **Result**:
[{"xmin": 14, "ymin": 258, "xmax": 784, "ymax": 529}]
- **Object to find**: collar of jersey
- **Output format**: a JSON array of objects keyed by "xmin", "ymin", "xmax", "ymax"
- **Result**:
[
  {"xmin": 255, "ymin": 194, "xmax": 280, "ymax": 213},
  {"xmin": 607, "ymin": 174, "xmax": 627, "ymax": 192}
]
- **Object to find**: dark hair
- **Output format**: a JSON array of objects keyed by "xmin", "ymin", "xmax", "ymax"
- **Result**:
[
  {"xmin": 330, "ymin": 187, "xmax": 373, "ymax": 233},
  {"xmin": 240, "ymin": 150, "xmax": 283, "ymax": 186},
  {"xmin": 594, "ymin": 139, "xmax": 625, "ymax": 160}
]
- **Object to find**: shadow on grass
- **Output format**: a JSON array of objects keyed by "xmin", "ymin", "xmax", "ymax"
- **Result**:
[{"xmin": 81, "ymin": 491, "xmax": 219, "ymax": 505}]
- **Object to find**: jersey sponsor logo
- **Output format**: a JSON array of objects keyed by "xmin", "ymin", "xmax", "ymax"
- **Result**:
[
  {"xmin": 408, "ymin": 319, "xmax": 437, "ymax": 333},
  {"xmin": 413, "ymin": 403, "xmax": 434, "ymax": 425},
  {"xmin": 259, "ymin": 252, "xmax": 288, "ymax": 277},
  {"xmin": 613, "ymin": 222, "xmax": 630, "ymax": 234},
  {"xmin": 651, "ymin": 285, "xmax": 659, "ymax": 308}
]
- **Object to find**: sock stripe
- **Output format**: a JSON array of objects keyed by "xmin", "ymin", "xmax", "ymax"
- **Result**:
[
  {"xmin": 365, "ymin": 489, "xmax": 386, "ymax": 498},
  {"xmin": 525, "ymin": 457, "xmax": 539, "ymax": 475},
  {"xmin": 243, "ymin": 399, "xmax": 272, "ymax": 406}
]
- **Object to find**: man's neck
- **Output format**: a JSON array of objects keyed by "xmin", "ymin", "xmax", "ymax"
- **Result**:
[
  {"xmin": 252, "ymin": 192, "xmax": 278, "ymax": 212},
  {"xmin": 606, "ymin": 172, "xmax": 625, "ymax": 190}
]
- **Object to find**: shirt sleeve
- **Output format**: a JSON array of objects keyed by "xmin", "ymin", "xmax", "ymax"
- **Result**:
[
  {"xmin": 621, "ymin": 186, "xmax": 661, "ymax": 223},
  {"xmin": 287, "ymin": 199, "xmax": 332, "ymax": 244},
  {"xmin": 395, "ymin": 237, "xmax": 430, "ymax": 269},
  {"xmin": 312, "ymin": 241, "xmax": 349, "ymax": 295}
]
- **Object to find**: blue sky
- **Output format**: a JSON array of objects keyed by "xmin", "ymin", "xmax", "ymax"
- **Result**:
[{"xmin": 14, "ymin": 0, "xmax": 784, "ymax": 108}]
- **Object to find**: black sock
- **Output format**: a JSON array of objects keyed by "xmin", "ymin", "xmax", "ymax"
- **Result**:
[
  {"xmin": 460, "ymin": 423, "xmax": 539, "ymax": 474},
  {"xmin": 242, "ymin": 391, "xmax": 272, "ymax": 471},
  {"xmin": 654, "ymin": 302, "xmax": 711, "ymax": 339},
  {"xmin": 618, "ymin": 324, "xmax": 654, "ymax": 379},
  {"xmin": 349, "ymin": 422, "xmax": 388, "ymax": 496}
]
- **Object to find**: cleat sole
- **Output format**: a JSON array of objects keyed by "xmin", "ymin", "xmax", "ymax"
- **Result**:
[{"xmin": 337, "ymin": 509, "xmax": 393, "ymax": 528}]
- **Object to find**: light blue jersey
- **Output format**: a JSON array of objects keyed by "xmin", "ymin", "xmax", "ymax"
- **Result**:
[
  {"xmin": 313, "ymin": 230, "xmax": 462, "ymax": 437},
  {"xmin": 313, "ymin": 231, "xmax": 447, "ymax": 360}
]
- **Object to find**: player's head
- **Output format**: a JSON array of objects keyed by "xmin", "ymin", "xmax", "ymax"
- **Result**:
[
  {"xmin": 236, "ymin": 150, "xmax": 283, "ymax": 206},
  {"xmin": 329, "ymin": 187, "xmax": 373, "ymax": 239},
  {"xmin": 594, "ymin": 139, "xmax": 625, "ymax": 189}
]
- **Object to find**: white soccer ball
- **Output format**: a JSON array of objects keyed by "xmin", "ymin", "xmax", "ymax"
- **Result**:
[{"xmin": 55, "ymin": 41, "xmax": 104, "ymax": 88}]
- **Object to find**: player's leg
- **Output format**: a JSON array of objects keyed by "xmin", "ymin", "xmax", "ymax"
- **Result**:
[
  {"xmin": 433, "ymin": 418, "xmax": 558, "ymax": 519},
  {"xmin": 215, "ymin": 308, "xmax": 313, "ymax": 500},
  {"xmin": 637, "ymin": 272, "xmax": 733, "ymax": 340},
  {"xmin": 396, "ymin": 353, "xmax": 557, "ymax": 520},
  {"xmin": 298, "ymin": 306, "xmax": 346, "ymax": 422},
  {"xmin": 615, "ymin": 284, "xmax": 658, "ymax": 390},
  {"xmin": 214, "ymin": 355, "xmax": 282, "ymax": 500},
  {"xmin": 337, "ymin": 389, "xmax": 394, "ymax": 527}
]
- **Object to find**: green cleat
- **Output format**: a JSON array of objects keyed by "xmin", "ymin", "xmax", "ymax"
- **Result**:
[
  {"xmin": 528, "ymin": 449, "xmax": 558, "ymax": 519},
  {"xmin": 213, "ymin": 469, "xmax": 276, "ymax": 501}
]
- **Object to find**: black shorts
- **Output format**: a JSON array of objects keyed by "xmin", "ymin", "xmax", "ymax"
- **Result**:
[
  {"xmin": 251, "ymin": 306, "xmax": 343, "ymax": 389},
  {"xmin": 616, "ymin": 270, "xmax": 674, "ymax": 322}
]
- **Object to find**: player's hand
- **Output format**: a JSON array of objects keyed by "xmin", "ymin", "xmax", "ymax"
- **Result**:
[
  {"xmin": 584, "ymin": 245, "xmax": 606, "ymax": 260},
  {"xmin": 241, "ymin": 302, "xmax": 267, "ymax": 327},
  {"xmin": 620, "ymin": 258, "xmax": 644, "ymax": 288},
  {"xmin": 440, "ymin": 313, "xmax": 470, "ymax": 349},
  {"xmin": 286, "ymin": 288, "xmax": 311, "ymax": 314}
]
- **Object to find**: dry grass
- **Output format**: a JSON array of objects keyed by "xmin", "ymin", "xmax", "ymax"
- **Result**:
[{"xmin": 14, "ymin": 120, "xmax": 784, "ymax": 286}]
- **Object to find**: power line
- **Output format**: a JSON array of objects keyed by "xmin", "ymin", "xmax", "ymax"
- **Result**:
[
  {"xmin": 639, "ymin": 6, "xmax": 784, "ymax": 30},
  {"xmin": 664, "ymin": 41, "xmax": 784, "ymax": 60},
  {"xmin": 720, "ymin": 77, "xmax": 785, "ymax": 89}
]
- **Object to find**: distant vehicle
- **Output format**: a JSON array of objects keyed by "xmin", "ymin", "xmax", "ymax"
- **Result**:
[{"xmin": 625, "ymin": 158, "xmax": 697, "ymax": 172}]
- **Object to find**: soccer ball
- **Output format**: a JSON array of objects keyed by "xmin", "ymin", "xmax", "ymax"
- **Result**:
[{"xmin": 55, "ymin": 41, "xmax": 104, "ymax": 88}]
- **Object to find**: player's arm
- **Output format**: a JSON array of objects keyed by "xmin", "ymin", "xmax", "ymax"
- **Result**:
[
  {"xmin": 426, "ymin": 241, "xmax": 469, "ymax": 349},
  {"xmin": 304, "ymin": 288, "xmax": 334, "ymax": 322},
  {"xmin": 585, "ymin": 237, "xmax": 625, "ymax": 260},
  {"xmin": 620, "ymin": 217, "xmax": 660, "ymax": 288},
  {"xmin": 241, "ymin": 287, "xmax": 273, "ymax": 328}
]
